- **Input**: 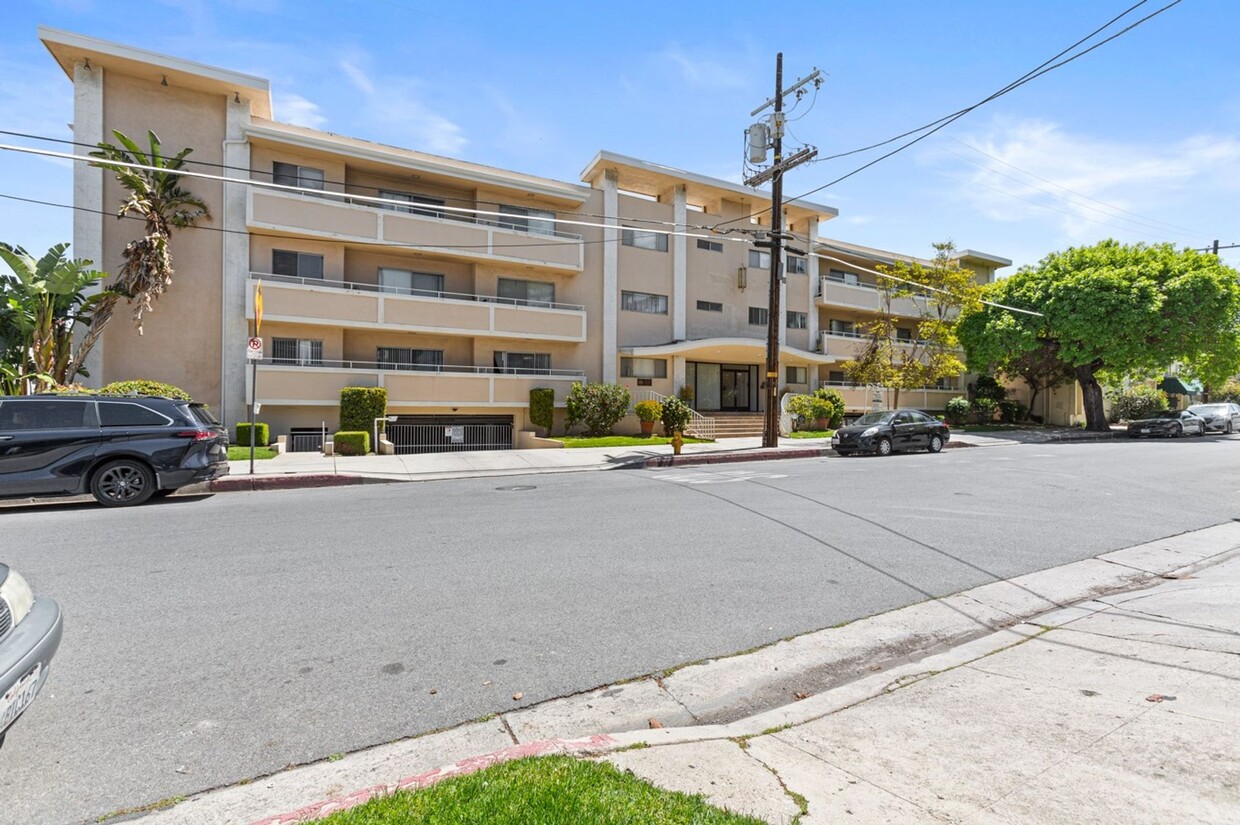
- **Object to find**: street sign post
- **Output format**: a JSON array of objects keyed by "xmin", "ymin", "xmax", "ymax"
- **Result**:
[
  {"xmin": 246, "ymin": 337, "xmax": 263, "ymax": 360},
  {"xmin": 248, "ymin": 281, "xmax": 264, "ymax": 475}
]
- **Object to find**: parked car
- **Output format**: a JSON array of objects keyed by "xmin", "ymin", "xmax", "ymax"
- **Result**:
[
  {"xmin": 832, "ymin": 409, "xmax": 950, "ymax": 456},
  {"xmin": 0, "ymin": 394, "xmax": 230, "ymax": 507},
  {"xmin": 1186, "ymin": 403, "xmax": 1240, "ymax": 434},
  {"xmin": 1127, "ymin": 410, "xmax": 1206, "ymax": 438},
  {"xmin": 1, "ymin": 563, "xmax": 62, "ymax": 749}
]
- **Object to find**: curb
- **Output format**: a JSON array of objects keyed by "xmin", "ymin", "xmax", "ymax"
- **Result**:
[
  {"xmin": 639, "ymin": 447, "xmax": 831, "ymax": 468},
  {"xmin": 207, "ymin": 474, "xmax": 396, "ymax": 493}
]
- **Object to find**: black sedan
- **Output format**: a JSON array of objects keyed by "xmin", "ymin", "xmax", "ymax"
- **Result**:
[
  {"xmin": 1127, "ymin": 410, "xmax": 1206, "ymax": 438},
  {"xmin": 832, "ymin": 409, "xmax": 950, "ymax": 456}
]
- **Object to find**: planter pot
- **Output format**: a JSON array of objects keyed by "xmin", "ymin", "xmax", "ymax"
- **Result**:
[
  {"xmin": 814, "ymin": 417, "xmax": 829, "ymax": 431},
  {"xmin": 640, "ymin": 420, "xmax": 655, "ymax": 436}
]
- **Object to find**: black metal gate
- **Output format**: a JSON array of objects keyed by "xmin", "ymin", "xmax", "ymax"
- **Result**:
[
  {"xmin": 289, "ymin": 429, "xmax": 325, "ymax": 453},
  {"xmin": 385, "ymin": 415, "xmax": 514, "ymax": 454}
]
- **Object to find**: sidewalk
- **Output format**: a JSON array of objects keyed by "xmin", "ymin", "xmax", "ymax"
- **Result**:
[{"xmin": 135, "ymin": 523, "xmax": 1240, "ymax": 825}]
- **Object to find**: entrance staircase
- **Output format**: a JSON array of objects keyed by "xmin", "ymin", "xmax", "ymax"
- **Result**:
[{"xmin": 704, "ymin": 412, "xmax": 766, "ymax": 439}]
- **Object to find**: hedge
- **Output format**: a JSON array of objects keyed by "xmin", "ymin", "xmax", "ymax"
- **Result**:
[
  {"xmin": 99, "ymin": 379, "xmax": 191, "ymax": 400},
  {"xmin": 235, "ymin": 422, "xmax": 269, "ymax": 446},
  {"xmin": 340, "ymin": 387, "xmax": 387, "ymax": 433},
  {"xmin": 333, "ymin": 431, "xmax": 370, "ymax": 456},
  {"xmin": 529, "ymin": 388, "xmax": 555, "ymax": 434}
]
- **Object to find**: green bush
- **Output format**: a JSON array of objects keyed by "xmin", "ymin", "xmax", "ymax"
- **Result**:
[
  {"xmin": 1216, "ymin": 379, "xmax": 1240, "ymax": 404},
  {"xmin": 998, "ymin": 399, "xmax": 1027, "ymax": 424},
  {"xmin": 333, "ymin": 431, "xmax": 370, "ymax": 456},
  {"xmin": 945, "ymin": 396, "xmax": 971, "ymax": 425},
  {"xmin": 339, "ymin": 387, "xmax": 387, "ymax": 433},
  {"xmin": 660, "ymin": 395, "xmax": 693, "ymax": 434},
  {"xmin": 1107, "ymin": 385, "xmax": 1168, "ymax": 423},
  {"xmin": 634, "ymin": 399, "xmax": 663, "ymax": 423},
  {"xmin": 973, "ymin": 375, "xmax": 1008, "ymax": 404},
  {"xmin": 786, "ymin": 393, "xmax": 834, "ymax": 429},
  {"xmin": 971, "ymin": 397, "xmax": 999, "ymax": 423},
  {"xmin": 677, "ymin": 384, "xmax": 695, "ymax": 406},
  {"xmin": 565, "ymin": 382, "xmax": 632, "ymax": 436},
  {"xmin": 99, "ymin": 379, "xmax": 191, "ymax": 400},
  {"xmin": 529, "ymin": 388, "xmax": 555, "ymax": 434},
  {"xmin": 812, "ymin": 386, "xmax": 846, "ymax": 428},
  {"xmin": 235, "ymin": 422, "xmax": 269, "ymax": 446}
]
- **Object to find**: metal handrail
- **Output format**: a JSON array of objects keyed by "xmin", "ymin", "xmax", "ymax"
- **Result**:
[
  {"xmin": 633, "ymin": 389, "xmax": 716, "ymax": 441},
  {"xmin": 250, "ymin": 272, "xmax": 585, "ymax": 312},
  {"xmin": 260, "ymin": 358, "xmax": 586, "ymax": 378}
]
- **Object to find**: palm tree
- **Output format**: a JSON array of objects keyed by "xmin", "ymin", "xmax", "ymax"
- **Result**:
[
  {"xmin": 80, "ymin": 130, "xmax": 210, "ymax": 355},
  {"xmin": 0, "ymin": 243, "xmax": 110, "ymax": 393}
]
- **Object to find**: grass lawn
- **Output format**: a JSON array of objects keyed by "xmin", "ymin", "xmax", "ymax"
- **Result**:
[
  {"xmin": 786, "ymin": 429, "xmax": 835, "ymax": 439},
  {"xmin": 227, "ymin": 446, "xmax": 278, "ymax": 461},
  {"xmin": 318, "ymin": 755, "xmax": 766, "ymax": 825},
  {"xmin": 555, "ymin": 435, "xmax": 711, "ymax": 448}
]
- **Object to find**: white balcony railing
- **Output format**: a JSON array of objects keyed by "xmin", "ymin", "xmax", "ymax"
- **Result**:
[{"xmin": 251, "ymin": 272, "xmax": 585, "ymax": 312}]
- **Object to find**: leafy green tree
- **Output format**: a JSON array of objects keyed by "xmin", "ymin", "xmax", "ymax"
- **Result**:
[
  {"xmin": 80, "ymin": 130, "xmax": 210, "ymax": 355},
  {"xmin": 841, "ymin": 242, "xmax": 982, "ymax": 409},
  {"xmin": 958, "ymin": 241, "xmax": 1240, "ymax": 431},
  {"xmin": 0, "ymin": 243, "xmax": 111, "ymax": 393}
]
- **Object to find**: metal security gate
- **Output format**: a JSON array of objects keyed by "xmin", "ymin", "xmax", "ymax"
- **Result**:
[
  {"xmin": 289, "ymin": 429, "xmax": 325, "ymax": 453},
  {"xmin": 386, "ymin": 415, "xmax": 513, "ymax": 454}
]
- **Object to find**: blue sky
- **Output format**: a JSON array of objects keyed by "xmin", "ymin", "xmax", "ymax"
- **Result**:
[{"xmin": 3, "ymin": 0, "xmax": 1239, "ymax": 274}]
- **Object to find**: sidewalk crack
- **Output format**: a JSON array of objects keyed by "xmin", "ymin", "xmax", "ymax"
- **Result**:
[
  {"xmin": 654, "ymin": 676, "xmax": 701, "ymax": 724},
  {"xmin": 737, "ymin": 741, "xmax": 809, "ymax": 823},
  {"xmin": 498, "ymin": 714, "xmax": 519, "ymax": 745}
]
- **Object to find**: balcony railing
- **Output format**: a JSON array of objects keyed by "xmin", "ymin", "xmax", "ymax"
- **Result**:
[
  {"xmin": 348, "ymin": 196, "xmax": 583, "ymax": 241},
  {"xmin": 252, "ymin": 272, "xmax": 585, "ymax": 312},
  {"xmin": 260, "ymin": 359, "xmax": 586, "ymax": 378}
]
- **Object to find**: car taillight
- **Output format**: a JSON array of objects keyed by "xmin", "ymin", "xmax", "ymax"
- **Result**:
[{"xmin": 175, "ymin": 429, "xmax": 216, "ymax": 441}]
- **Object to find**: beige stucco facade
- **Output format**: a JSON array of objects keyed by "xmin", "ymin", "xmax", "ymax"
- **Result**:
[{"xmin": 43, "ymin": 27, "xmax": 1010, "ymax": 447}]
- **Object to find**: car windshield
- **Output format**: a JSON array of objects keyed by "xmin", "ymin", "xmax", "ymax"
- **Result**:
[
  {"xmin": 1189, "ymin": 405, "xmax": 1226, "ymax": 415},
  {"xmin": 854, "ymin": 412, "xmax": 894, "ymax": 426},
  {"xmin": 1151, "ymin": 411, "xmax": 1179, "ymax": 419}
]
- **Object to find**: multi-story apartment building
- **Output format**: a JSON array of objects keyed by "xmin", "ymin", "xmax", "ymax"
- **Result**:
[{"xmin": 41, "ymin": 28, "xmax": 1009, "ymax": 449}]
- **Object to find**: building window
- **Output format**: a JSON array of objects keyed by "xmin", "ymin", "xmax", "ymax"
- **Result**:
[
  {"xmin": 749, "ymin": 306, "xmax": 769, "ymax": 326},
  {"xmin": 696, "ymin": 300, "xmax": 723, "ymax": 312},
  {"xmin": 749, "ymin": 249, "xmax": 771, "ymax": 269},
  {"xmin": 272, "ymin": 250, "xmax": 325, "ymax": 279},
  {"xmin": 829, "ymin": 319, "xmax": 856, "ymax": 336},
  {"xmin": 497, "ymin": 277, "xmax": 556, "ymax": 306},
  {"xmin": 272, "ymin": 162, "xmax": 325, "ymax": 190},
  {"xmin": 787, "ymin": 311, "xmax": 808, "ymax": 329},
  {"xmin": 828, "ymin": 268, "xmax": 860, "ymax": 286},
  {"xmin": 498, "ymin": 205, "xmax": 556, "ymax": 236},
  {"xmin": 785, "ymin": 366, "xmax": 808, "ymax": 385},
  {"xmin": 378, "ymin": 189, "xmax": 445, "ymax": 218},
  {"xmin": 896, "ymin": 327, "xmax": 913, "ymax": 341},
  {"xmin": 787, "ymin": 256, "xmax": 807, "ymax": 275},
  {"xmin": 622, "ymin": 227, "xmax": 669, "ymax": 252},
  {"xmin": 620, "ymin": 357, "xmax": 667, "ymax": 379},
  {"xmin": 622, "ymin": 290, "xmax": 669, "ymax": 314},
  {"xmin": 936, "ymin": 377, "xmax": 954, "ymax": 390},
  {"xmin": 829, "ymin": 370, "xmax": 848, "ymax": 384},
  {"xmin": 696, "ymin": 238, "xmax": 723, "ymax": 253},
  {"xmin": 272, "ymin": 337, "xmax": 324, "ymax": 366},
  {"xmin": 377, "ymin": 347, "xmax": 443, "ymax": 371},
  {"xmin": 494, "ymin": 351, "xmax": 551, "ymax": 374},
  {"xmin": 379, "ymin": 268, "xmax": 444, "ymax": 296}
]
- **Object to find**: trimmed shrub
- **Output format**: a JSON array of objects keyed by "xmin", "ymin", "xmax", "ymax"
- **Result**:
[
  {"xmin": 812, "ymin": 386, "xmax": 846, "ymax": 428},
  {"xmin": 235, "ymin": 422, "xmax": 269, "ymax": 446},
  {"xmin": 333, "ymin": 431, "xmax": 370, "ymax": 456},
  {"xmin": 945, "ymin": 396, "xmax": 971, "ymax": 425},
  {"xmin": 565, "ymin": 382, "xmax": 632, "ymax": 436},
  {"xmin": 99, "ymin": 379, "xmax": 191, "ymax": 400},
  {"xmin": 660, "ymin": 395, "xmax": 693, "ymax": 435},
  {"xmin": 998, "ymin": 399, "xmax": 1027, "ymax": 424},
  {"xmin": 1107, "ymin": 385, "xmax": 1168, "ymax": 423},
  {"xmin": 786, "ymin": 394, "xmax": 834, "ymax": 429},
  {"xmin": 970, "ymin": 397, "xmax": 999, "ymax": 423},
  {"xmin": 339, "ymin": 387, "xmax": 387, "ymax": 434},
  {"xmin": 634, "ymin": 399, "xmax": 663, "ymax": 423},
  {"xmin": 529, "ymin": 388, "xmax": 555, "ymax": 435},
  {"xmin": 973, "ymin": 375, "xmax": 1008, "ymax": 404}
]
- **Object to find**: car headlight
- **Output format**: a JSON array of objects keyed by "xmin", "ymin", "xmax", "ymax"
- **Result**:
[
  {"xmin": 861, "ymin": 426, "xmax": 880, "ymax": 437},
  {"xmin": 1, "ymin": 569, "xmax": 35, "ymax": 628}
]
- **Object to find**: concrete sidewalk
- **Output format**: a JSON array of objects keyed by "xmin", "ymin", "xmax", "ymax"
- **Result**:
[{"xmin": 134, "ymin": 523, "xmax": 1240, "ymax": 825}]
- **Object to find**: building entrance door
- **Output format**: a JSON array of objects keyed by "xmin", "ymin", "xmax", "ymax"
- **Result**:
[{"xmin": 721, "ymin": 367, "xmax": 750, "ymax": 411}]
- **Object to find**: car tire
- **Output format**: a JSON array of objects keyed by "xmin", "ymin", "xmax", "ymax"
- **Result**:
[
  {"xmin": 1170, "ymin": 424, "xmax": 1182, "ymax": 438},
  {"xmin": 1227, "ymin": 422, "xmax": 1234, "ymax": 435},
  {"xmin": 876, "ymin": 436, "xmax": 893, "ymax": 456},
  {"xmin": 928, "ymin": 434, "xmax": 944, "ymax": 453},
  {"xmin": 90, "ymin": 459, "xmax": 156, "ymax": 507}
]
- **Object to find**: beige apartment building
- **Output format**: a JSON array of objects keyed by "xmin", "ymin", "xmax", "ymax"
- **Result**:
[{"xmin": 42, "ymin": 28, "xmax": 1010, "ymax": 450}]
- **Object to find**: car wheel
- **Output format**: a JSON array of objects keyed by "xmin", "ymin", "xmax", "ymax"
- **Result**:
[
  {"xmin": 1170, "ymin": 424, "xmax": 1182, "ymax": 438},
  {"xmin": 928, "ymin": 434, "xmax": 944, "ymax": 453},
  {"xmin": 90, "ymin": 459, "xmax": 156, "ymax": 507},
  {"xmin": 876, "ymin": 436, "xmax": 893, "ymax": 456},
  {"xmin": 1228, "ymin": 422, "xmax": 1234, "ymax": 435}
]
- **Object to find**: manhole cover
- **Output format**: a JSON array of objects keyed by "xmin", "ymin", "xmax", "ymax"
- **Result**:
[{"xmin": 495, "ymin": 485, "xmax": 537, "ymax": 492}]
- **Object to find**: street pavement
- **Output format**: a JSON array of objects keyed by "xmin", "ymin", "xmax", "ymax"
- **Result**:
[{"xmin": 2, "ymin": 435, "xmax": 1238, "ymax": 823}]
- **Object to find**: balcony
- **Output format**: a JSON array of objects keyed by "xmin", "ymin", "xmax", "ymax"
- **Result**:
[
  {"xmin": 817, "ymin": 275, "xmax": 924, "ymax": 318},
  {"xmin": 812, "ymin": 381, "xmax": 961, "ymax": 412},
  {"xmin": 247, "ymin": 188, "xmax": 584, "ymax": 272},
  {"xmin": 247, "ymin": 274, "xmax": 587, "ymax": 342},
  {"xmin": 818, "ymin": 330, "xmax": 933, "ymax": 359},
  {"xmin": 251, "ymin": 360, "xmax": 586, "ymax": 408}
]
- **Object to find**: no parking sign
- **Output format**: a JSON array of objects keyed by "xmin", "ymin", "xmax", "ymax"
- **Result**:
[{"xmin": 246, "ymin": 337, "xmax": 263, "ymax": 360}]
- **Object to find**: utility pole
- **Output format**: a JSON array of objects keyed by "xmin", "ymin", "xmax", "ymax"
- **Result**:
[{"xmin": 745, "ymin": 55, "xmax": 821, "ymax": 448}]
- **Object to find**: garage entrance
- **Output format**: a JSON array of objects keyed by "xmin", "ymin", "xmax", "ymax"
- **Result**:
[{"xmin": 386, "ymin": 415, "xmax": 514, "ymax": 454}]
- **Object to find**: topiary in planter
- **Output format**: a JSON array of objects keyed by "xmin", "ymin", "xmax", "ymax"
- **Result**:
[{"xmin": 634, "ymin": 399, "xmax": 663, "ymax": 423}]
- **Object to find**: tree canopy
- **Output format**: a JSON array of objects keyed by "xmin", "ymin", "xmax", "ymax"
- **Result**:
[{"xmin": 957, "ymin": 240, "xmax": 1240, "ymax": 430}]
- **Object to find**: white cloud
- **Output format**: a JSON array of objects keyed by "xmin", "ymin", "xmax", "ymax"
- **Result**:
[
  {"xmin": 331, "ymin": 56, "xmax": 466, "ymax": 156},
  {"xmin": 658, "ymin": 44, "xmax": 748, "ymax": 90},
  {"xmin": 273, "ymin": 92, "xmax": 327, "ymax": 129},
  {"xmin": 338, "ymin": 60, "xmax": 376, "ymax": 96}
]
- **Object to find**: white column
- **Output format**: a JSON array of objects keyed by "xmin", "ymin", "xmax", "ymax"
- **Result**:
[
  {"xmin": 806, "ymin": 217, "xmax": 820, "ymax": 384},
  {"xmin": 602, "ymin": 169, "xmax": 619, "ymax": 383},
  {"xmin": 220, "ymin": 95, "xmax": 253, "ymax": 426},
  {"xmin": 73, "ymin": 61, "xmax": 105, "ymax": 386},
  {"xmin": 672, "ymin": 185, "xmax": 687, "ymax": 341},
  {"xmin": 673, "ymin": 355, "xmax": 686, "ymax": 395}
]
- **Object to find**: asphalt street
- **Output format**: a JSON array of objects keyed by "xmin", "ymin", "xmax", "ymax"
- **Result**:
[{"xmin": 3, "ymin": 435, "xmax": 1239, "ymax": 824}]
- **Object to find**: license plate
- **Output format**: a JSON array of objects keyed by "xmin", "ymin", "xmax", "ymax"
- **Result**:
[
  {"xmin": 1, "ymin": 663, "xmax": 42, "ymax": 731},
  {"xmin": 1139, "ymin": 429, "xmax": 1150, "ymax": 434},
  {"xmin": 831, "ymin": 435, "xmax": 840, "ymax": 444}
]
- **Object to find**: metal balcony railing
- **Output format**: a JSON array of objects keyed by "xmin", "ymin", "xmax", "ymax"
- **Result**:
[
  {"xmin": 250, "ymin": 272, "xmax": 585, "ymax": 312},
  {"xmin": 259, "ymin": 358, "xmax": 586, "ymax": 379}
]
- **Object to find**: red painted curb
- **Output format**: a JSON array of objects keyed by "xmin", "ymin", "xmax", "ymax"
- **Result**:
[
  {"xmin": 247, "ymin": 733, "xmax": 618, "ymax": 825},
  {"xmin": 643, "ymin": 448, "xmax": 831, "ymax": 468},
  {"xmin": 209, "ymin": 474, "xmax": 379, "ymax": 493}
]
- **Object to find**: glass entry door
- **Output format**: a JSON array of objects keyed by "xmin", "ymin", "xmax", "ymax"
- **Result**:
[{"xmin": 721, "ymin": 367, "xmax": 750, "ymax": 411}]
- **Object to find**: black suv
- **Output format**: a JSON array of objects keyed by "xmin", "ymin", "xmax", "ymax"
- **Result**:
[{"xmin": 0, "ymin": 395, "xmax": 229, "ymax": 506}]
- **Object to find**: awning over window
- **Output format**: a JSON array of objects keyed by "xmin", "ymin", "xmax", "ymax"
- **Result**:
[{"xmin": 1157, "ymin": 376, "xmax": 1193, "ymax": 395}]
